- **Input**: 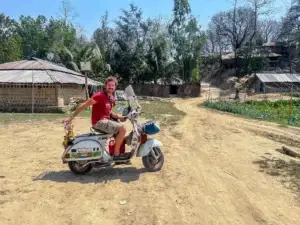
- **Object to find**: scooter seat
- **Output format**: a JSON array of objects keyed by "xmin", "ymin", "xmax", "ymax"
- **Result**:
[
  {"xmin": 90, "ymin": 127, "xmax": 116, "ymax": 138},
  {"xmin": 91, "ymin": 127, "xmax": 109, "ymax": 134}
]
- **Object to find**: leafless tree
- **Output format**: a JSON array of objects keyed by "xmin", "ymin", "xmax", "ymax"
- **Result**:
[
  {"xmin": 244, "ymin": 0, "xmax": 274, "ymax": 46},
  {"xmin": 210, "ymin": 6, "xmax": 255, "ymax": 74},
  {"xmin": 204, "ymin": 22, "xmax": 231, "ymax": 60},
  {"xmin": 57, "ymin": 0, "xmax": 79, "ymax": 25},
  {"xmin": 258, "ymin": 19, "xmax": 281, "ymax": 42}
]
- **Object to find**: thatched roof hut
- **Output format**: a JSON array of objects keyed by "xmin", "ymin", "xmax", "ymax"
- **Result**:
[{"xmin": 0, "ymin": 57, "xmax": 103, "ymax": 112}]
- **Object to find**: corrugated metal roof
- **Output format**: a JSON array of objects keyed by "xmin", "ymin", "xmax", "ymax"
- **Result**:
[
  {"xmin": 221, "ymin": 51, "xmax": 281, "ymax": 60},
  {"xmin": 144, "ymin": 77, "xmax": 184, "ymax": 85},
  {"xmin": 0, "ymin": 70, "xmax": 102, "ymax": 85},
  {"xmin": 256, "ymin": 73, "xmax": 300, "ymax": 83},
  {"xmin": 262, "ymin": 42, "xmax": 276, "ymax": 47},
  {"xmin": 0, "ymin": 58, "xmax": 103, "ymax": 85},
  {"xmin": 157, "ymin": 77, "xmax": 183, "ymax": 85},
  {"xmin": 0, "ymin": 58, "xmax": 83, "ymax": 76},
  {"xmin": 222, "ymin": 52, "xmax": 236, "ymax": 60}
]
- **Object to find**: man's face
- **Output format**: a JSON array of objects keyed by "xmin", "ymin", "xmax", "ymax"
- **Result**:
[{"xmin": 106, "ymin": 80, "xmax": 116, "ymax": 94}]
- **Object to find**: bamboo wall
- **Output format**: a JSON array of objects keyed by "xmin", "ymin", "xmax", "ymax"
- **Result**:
[{"xmin": 0, "ymin": 84, "xmax": 86, "ymax": 112}]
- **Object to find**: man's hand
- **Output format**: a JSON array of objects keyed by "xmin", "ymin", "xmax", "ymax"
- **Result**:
[
  {"xmin": 62, "ymin": 117, "xmax": 73, "ymax": 123},
  {"xmin": 119, "ymin": 116, "xmax": 126, "ymax": 122},
  {"xmin": 111, "ymin": 112, "xmax": 126, "ymax": 122}
]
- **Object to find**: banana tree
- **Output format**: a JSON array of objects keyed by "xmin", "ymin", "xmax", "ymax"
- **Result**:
[{"xmin": 47, "ymin": 41, "xmax": 111, "ymax": 80}]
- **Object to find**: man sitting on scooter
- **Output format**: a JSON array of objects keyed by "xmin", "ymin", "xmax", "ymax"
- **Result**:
[{"xmin": 63, "ymin": 76, "xmax": 128, "ymax": 161}]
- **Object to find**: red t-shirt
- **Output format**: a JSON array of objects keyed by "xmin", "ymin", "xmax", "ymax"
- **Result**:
[{"xmin": 91, "ymin": 91, "xmax": 116, "ymax": 125}]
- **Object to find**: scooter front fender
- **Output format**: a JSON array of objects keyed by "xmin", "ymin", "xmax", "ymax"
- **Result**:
[{"xmin": 137, "ymin": 139, "xmax": 163, "ymax": 157}]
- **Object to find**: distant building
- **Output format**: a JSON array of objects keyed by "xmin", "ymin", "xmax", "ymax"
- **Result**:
[
  {"xmin": 0, "ymin": 57, "xmax": 102, "ymax": 112},
  {"xmin": 254, "ymin": 73, "xmax": 300, "ymax": 93},
  {"xmin": 221, "ymin": 41, "xmax": 295, "ymax": 70},
  {"xmin": 125, "ymin": 77, "xmax": 201, "ymax": 98}
]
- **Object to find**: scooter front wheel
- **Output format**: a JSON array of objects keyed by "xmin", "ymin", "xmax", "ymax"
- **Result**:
[
  {"xmin": 68, "ymin": 161, "xmax": 93, "ymax": 175},
  {"xmin": 142, "ymin": 147, "xmax": 164, "ymax": 172}
]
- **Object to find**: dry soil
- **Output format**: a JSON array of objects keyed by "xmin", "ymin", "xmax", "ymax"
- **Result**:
[{"xmin": 1, "ymin": 90, "xmax": 300, "ymax": 225}]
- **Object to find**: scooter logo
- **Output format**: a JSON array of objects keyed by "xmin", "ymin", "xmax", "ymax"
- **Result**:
[
  {"xmin": 77, "ymin": 148, "xmax": 93, "ymax": 152},
  {"xmin": 70, "ymin": 148, "xmax": 102, "ymax": 158}
]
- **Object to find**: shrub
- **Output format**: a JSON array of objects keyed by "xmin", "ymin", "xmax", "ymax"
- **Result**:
[{"xmin": 202, "ymin": 99, "xmax": 300, "ymax": 126}]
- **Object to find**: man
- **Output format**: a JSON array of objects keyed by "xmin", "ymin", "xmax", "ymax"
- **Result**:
[{"xmin": 63, "ymin": 76, "xmax": 128, "ymax": 160}]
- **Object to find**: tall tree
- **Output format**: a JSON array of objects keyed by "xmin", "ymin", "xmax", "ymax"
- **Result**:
[
  {"xmin": 279, "ymin": 0, "xmax": 300, "ymax": 72},
  {"xmin": 245, "ymin": 0, "xmax": 274, "ymax": 46},
  {"xmin": 258, "ymin": 18, "xmax": 281, "ymax": 42},
  {"xmin": 244, "ymin": 0, "xmax": 274, "ymax": 74},
  {"xmin": 205, "ymin": 21, "xmax": 231, "ymax": 58},
  {"xmin": 17, "ymin": 15, "xmax": 48, "ymax": 58},
  {"xmin": 112, "ymin": 4, "xmax": 150, "ymax": 83},
  {"xmin": 210, "ymin": 6, "xmax": 255, "ymax": 73},
  {"xmin": 92, "ymin": 11, "xmax": 115, "ymax": 64},
  {"xmin": 144, "ymin": 18, "xmax": 172, "ymax": 83},
  {"xmin": 169, "ymin": 0, "xmax": 205, "ymax": 83},
  {"xmin": 57, "ymin": 0, "xmax": 78, "ymax": 25},
  {"xmin": 0, "ymin": 13, "xmax": 22, "ymax": 63}
]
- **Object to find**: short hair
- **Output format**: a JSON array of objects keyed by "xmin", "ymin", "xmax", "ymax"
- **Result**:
[{"xmin": 105, "ymin": 76, "xmax": 118, "ymax": 86}]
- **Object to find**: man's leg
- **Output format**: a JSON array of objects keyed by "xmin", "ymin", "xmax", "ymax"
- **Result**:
[
  {"xmin": 114, "ymin": 126, "xmax": 126, "ymax": 157},
  {"xmin": 93, "ymin": 119, "xmax": 127, "ymax": 158}
]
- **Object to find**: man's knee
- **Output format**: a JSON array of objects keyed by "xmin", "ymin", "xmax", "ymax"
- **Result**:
[{"xmin": 118, "ymin": 126, "xmax": 126, "ymax": 135}]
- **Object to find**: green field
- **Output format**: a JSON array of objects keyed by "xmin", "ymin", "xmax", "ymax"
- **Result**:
[
  {"xmin": 201, "ymin": 99, "xmax": 300, "ymax": 127},
  {"xmin": 0, "ymin": 100, "xmax": 186, "ymax": 128}
]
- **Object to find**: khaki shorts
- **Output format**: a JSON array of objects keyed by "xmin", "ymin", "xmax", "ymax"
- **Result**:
[{"xmin": 93, "ymin": 119, "xmax": 122, "ymax": 135}]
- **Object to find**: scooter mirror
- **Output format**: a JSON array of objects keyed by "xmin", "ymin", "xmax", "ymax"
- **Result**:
[{"xmin": 124, "ymin": 85, "xmax": 135, "ymax": 100}]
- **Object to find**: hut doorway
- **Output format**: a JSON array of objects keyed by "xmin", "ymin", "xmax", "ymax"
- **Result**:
[{"xmin": 169, "ymin": 85, "xmax": 179, "ymax": 95}]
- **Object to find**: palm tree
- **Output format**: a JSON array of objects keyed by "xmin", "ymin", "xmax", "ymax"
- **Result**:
[{"xmin": 46, "ymin": 41, "xmax": 112, "ymax": 80}]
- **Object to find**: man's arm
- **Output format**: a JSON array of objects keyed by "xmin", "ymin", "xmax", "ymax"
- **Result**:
[
  {"xmin": 110, "ymin": 111, "xmax": 121, "ymax": 120},
  {"xmin": 110, "ymin": 99, "xmax": 124, "ymax": 121},
  {"xmin": 63, "ymin": 98, "xmax": 96, "ymax": 123},
  {"xmin": 111, "ymin": 112, "xmax": 126, "ymax": 122}
]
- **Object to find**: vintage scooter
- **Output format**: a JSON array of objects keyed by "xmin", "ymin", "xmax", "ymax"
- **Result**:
[{"xmin": 61, "ymin": 85, "xmax": 164, "ymax": 175}]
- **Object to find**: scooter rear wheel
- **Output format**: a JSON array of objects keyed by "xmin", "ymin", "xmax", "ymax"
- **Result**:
[
  {"xmin": 68, "ymin": 161, "xmax": 93, "ymax": 175},
  {"xmin": 142, "ymin": 147, "xmax": 164, "ymax": 172}
]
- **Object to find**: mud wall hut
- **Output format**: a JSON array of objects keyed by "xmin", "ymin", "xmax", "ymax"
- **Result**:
[
  {"xmin": 124, "ymin": 77, "xmax": 201, "ymax": 98},
  {"xmin": 0, "ymin": 57, "xmax": 102, "ymax": 112}
]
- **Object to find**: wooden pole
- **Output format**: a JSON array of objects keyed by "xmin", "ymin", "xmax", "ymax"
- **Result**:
[
  {"xmin": 84, "ymin": 71, "xmax": 91, "ymax": 111},
  {"xmin": 31, "ymin": 65, "xmax": 34, "ymax": 114},
  {"xmin": 85, "ymin": 71, "xmax": 88, "ymax": 100}
]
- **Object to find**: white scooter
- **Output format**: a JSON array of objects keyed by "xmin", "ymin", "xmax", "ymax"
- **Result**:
[{"xmin": 61, "ymin": 85, "xmax": 164, "ymax": 175}]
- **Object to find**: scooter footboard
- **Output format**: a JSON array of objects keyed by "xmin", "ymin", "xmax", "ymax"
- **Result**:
[
  {"xmin": 136, "ymin": 139, "xmax": 163, "ymax": 157},
  {"xmin": 62, "ymin": 140, "xmax": 107, "ymax": 162}
]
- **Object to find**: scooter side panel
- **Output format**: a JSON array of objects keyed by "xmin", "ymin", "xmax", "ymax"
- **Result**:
[
  {"xmin": 63, "ymin": 139, "xmax": 107, "ymax": 161},
  {"xmin": 72, "ymin": 133, "xmax": 112, "ymax": 144},
  {"xmin": 136, "ymin": 139, "xmax": 163, "ymax": 157}
]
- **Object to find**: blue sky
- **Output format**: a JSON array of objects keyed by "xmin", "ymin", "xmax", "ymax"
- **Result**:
[{"xmin": 1, "ymin": 0, "xmax": 288, "ymax": 38}]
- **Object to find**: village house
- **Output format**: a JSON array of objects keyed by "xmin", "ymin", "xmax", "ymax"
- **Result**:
[
  {"xmin": 221, "ymin": 41, "xmax": 295, "ymax": 70},
  {"xmin": 0, "ymin": 57, "xmax": 102, "ymax": 112},
  {"xmin": 254, "ymin": 73, "xmax": 300, "ymax": 93},
  {"xmin": 128, "ymin": 77, "xmax": 201, "ymax": 98}
]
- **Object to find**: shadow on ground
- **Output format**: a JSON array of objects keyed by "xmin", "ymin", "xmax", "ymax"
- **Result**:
[
  {"xmin": 33, "ymin": 167, "xmax": 148, "ymax": 184},
  {"xmin": 247, "ymin": 128, "xmax": 300, "ymax": 148},
  {"xmin": 253, "ymin": 151, "xmax": 300, "ymax": 198}
]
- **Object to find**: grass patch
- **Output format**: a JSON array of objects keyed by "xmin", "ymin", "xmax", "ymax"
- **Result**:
[
  {"xmin": 0, "ymin": 100, "xmax": 186, "ymax": 127},
  {"xmin": 116, "ymin": 100, "xmax": 186, "ymax": 127},
  {"xmin": 283, "ymin": 92, "xmax": 300, "ymax": 98},
  {"xmin": 253, "ymin": 155, "xmax": 300, "ymax": 197},
  {"xmin": 201, "ymin": 99, "xmax": 300, "ymax": 127},
  {"xmin": 144, "ymin": 101, "xmax": 186, "ymax": 128},
  {"xmin": 0, "ymin": 110, "xmax": 91, "ymax": 124}
]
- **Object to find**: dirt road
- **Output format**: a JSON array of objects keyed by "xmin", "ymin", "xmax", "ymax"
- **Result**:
[{"xmin": 1, "ymin": 94, "xmax": 300, "ymax": 225}]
